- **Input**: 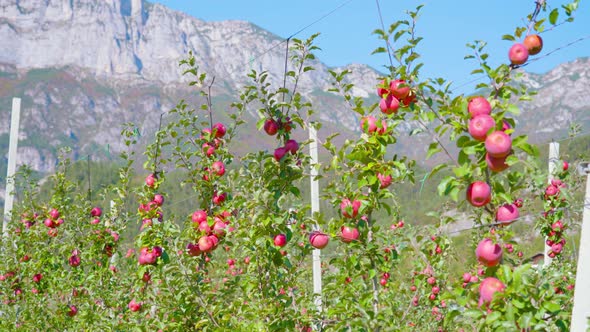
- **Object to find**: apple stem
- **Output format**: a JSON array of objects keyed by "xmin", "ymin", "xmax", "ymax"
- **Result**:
[
  {"xmin": 526, "ymin": 0, "xmax": 545, "ymax": 35},
  {"xmin": 417, "ymin": 118, "xmax": 459, "ymax": 167},
  {"xmin": 280, "ymin": 37, "xmax": 291, "ymax": 111},
  {"xmin": 153, "ymin": 112, "xmax": 165, "ymax": 175},
  {"xmin": 206, "ymin": 76, "xmax": 215, "ymax": 130},
  {"xmin": 366, "ymin": 214, "xmax": 381, "ymax": 327}
]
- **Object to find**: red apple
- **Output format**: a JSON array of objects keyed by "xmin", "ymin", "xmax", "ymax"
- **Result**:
[
  {"xmin": 377, "ymin": 173, "xmax": 392, "ymax": 189},
  {"xmin": 128, "ymin": 299, "xmax": 142, "ymax": 312},
  {"xmin": 401, "ymin": 90, "xmax": 417, "ymax": 107},
  {"xmin": 479, "ymin": 277, "xmax": 505, "ymax": 306},
  {"xmin": 476, "ymin": 238, "xmax": 503, "ymax": 267},
  {"xmin": 153, "ymin": 194, "xmax": 164, "ymax": 206},
  {"xmin": 202, "ymin": 143, "xmax": 215, "ymax": 156},
  {"xmin": 563, "ymin": 161, "xmax": 569, "ymax": 171},
  {"xmin": 192, "ymin": 210, "xmax": 207, "ymax": 224},
  {"xmin": 67, "ymin": 305, "xmax": 78, "ymax": 317},
  {"xmin": 208, "ymin": 235, "xmax": 219, "ymax": 250},
  {"xmin": 340, "ymin": 226, "xmax": 359, "ymax": 243},
  {"xmin": 340, "ymin": 198, "xmax": 361, "ymax": 218},
  {"xmin": 211, "ymin": 161, "xmax": 225, "ymax": 176},
  {"xmin": 551, "ymin": 220, "xmax": 564, "ymax": 232},
  {"xmin": 466, "ymin": 181, "xmax": 491, "ymax": 207},
  {"xmin": 274, "ymin": 147, "xmax": 288, "ymax": 162},
  {"xmin": 309, "ymin": 231, "xmax": 329, "ymax": 249},
  {"xmin": 90, "ymin": 207, "xmax": 102, "ymax": 217},
  {"xmin": 486, "ymin": 153, "xmax": 509, "ymax": 173},
  {"xmin": 545, "ymin": 184, "xmax": 560, "ymax": 197},
  {"xmin": 376, "ymin": 79, "xmax": 389, "ymax": 97},
  {"xmin": 44, "ymin": 218, "xmax": 55, "ymax": 228},
  {"xmin": 463, "ymin": 273, "xmax": 472, "ymax": 283},
  {"xmin": 274, "ymin": 234, "xmax": 287, "ymax": 247},
  {"xmin": 468, "ymin": 115, "xmax": 495, "ymax": 141},
  {"xmin": 213, "ymin": 220, "xmax": 226, "ymax": 237},
  {"xmin": 280, "ymin": 117, "xmax": 293, "ymax": 133},
  {"xmin": 508, "ymin": 43, "xmax": 529, "ymax": 65},
  {"xmin": 360, "ymin": 116, "xmax": 377, "ymax": 134},
  {"xmin": 198, "ymin": 221, "xmax": 211, "ymax": 234},
  {"xmin": 389, "ymin": 79, "xmax": 410, "ymax": 99},
  {"xmin": 32, "ymin": 273, "xmax": 42, "ymax": 283},
  {"xmin": 285, "ymin": 140, "xmax": 299, "ymax": 154},
  {"xmin": 212, "ymin": 122, "xmax": 226, "ymax": 138},
  {"xmin": 379, "ymin": 95, "xmax": 400, "ymax": 115},
  {"xmin": 138, "ymin": 247, "xmax": 158, "ymax": 265},
  {"xmin": 485, "ymin": 131, "xmax": 512, "ymax": 158},
  {"xmin": 90, "ymin": 218, "xmax": 100, "ymax": 225},
  {"xmin": 69, "ymin": 253, "xmax": 81, "ymax": 267},
  {"xmin": 49, "ymin": 208, "xmax": 60, "ymax": 220},
  {"xmin": 551, "ymin": 242, "xmax": 563, "ymax": 254},
  {"xmin": 186, "ymin": 243, "xmax": 201, "ymax": 256},
  {"xmin": 264, "ymin": 119, "xmax": 279, "ymax": 136},
  {"xmin": 523, "ymin": 34, "xmax": 543, "ymax": 55},
  {"xmin": 468, "ymin": 97, "xmax": 491, "ymax": 118},
  {"xmin": 496, "ymin": 203, "xmax": 519, "ymax": 225},
  {"xmin": 213, "ymin": 192, "xmax": 226, "ymax": 205},
  {"xmin": 145, "ymin": 173, "xmax": 156, "ymax": 188},
  {"xmin": 198, "ymin": 236, "xmax": 214, "ymax": 252}
]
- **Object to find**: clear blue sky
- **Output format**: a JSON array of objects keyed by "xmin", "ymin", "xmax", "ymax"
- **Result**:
[{"xmin": 152, "ymin": 0, "xmax": 589, "ymax": 93}]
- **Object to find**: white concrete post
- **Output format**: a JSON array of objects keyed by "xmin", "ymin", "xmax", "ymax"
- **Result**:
[
  {"xmin": 571, "ymin": 163, "xmax": 590, "ymax": 332},
  {"xmin": 2, "ymin": 98, "xmax": 21, "ymax": 237},
  {"xmin": 309, "ymin": 125, "xmax": 322, "ymax": 313},
  {"xmin": 544, "ymin": 142, "xmax": 559, "ymax": 267}
]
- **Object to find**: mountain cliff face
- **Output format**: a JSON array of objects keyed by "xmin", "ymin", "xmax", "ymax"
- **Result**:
[
  {"xmin": 517, "ymin": 57, "xmax": 590, "ymax": 141},
  {"xmin": 0, "ymin": 0, "xmax": 588, "ymax": 178},
  {"xmin": 0, "ymin": 0, "xmax": 379, "ymax": 92}
]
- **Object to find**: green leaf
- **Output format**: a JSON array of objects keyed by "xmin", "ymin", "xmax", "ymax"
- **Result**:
[
  {"xmin": 512, "ymin": 298, "xmax": 525, "ymax": 309},
  {"xmin": 428, "ymin": 164, "xmax": 447, "ymax": 180},
  {"xmin": 549, "ymin": 8, "xmax": 559, "ymax": 25},
  {"xmin": 543, "ymin": 301, "xmax": 561, "ymax": 312},
  {"xmin": 437, "ymin": 176, "xmax": 458, "ymax": 198},
  {"xmin": 463, "ymin": 309, "xmax": 483, "ymax": 319},
  {"xmin": 457, "ymin": 135, "xmax": 470, "ymax": 148},
  {"xmin": 518, "ymin": 312, "xmax": 533, "ymax": 328},
  {"xmin": 486, "ymin": 311, "xmax": 501, "ymax": 324},
  {"xmin": 502, "ymin": 34, "xmax": 515, "ymax": 41},
  {"xmin": 427, "ymin": 142, "xmax": 441, "ymax": 159},
  {"xmin": 371, "ymin": 47, "xmax": 387, "ymax": 55},
  {"xmin": 506, "ymin": 104, "xmax": 520, "ymax": 115}
]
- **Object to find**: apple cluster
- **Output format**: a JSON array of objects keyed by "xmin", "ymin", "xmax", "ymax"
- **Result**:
[
  {"xmin": 360, "ymin": 79, "xmax": 416, "ymax": 136},
  {"xmin": 467, "ymin": 96, "xmax": 513, "ymax": 174},
  {"xmin": 508, "ymin": 34, "xmax": 543, "ymax": 66},
  {"xmin": 43, "ymin": 208, "xmax": 65, "ymax": 237},
  {"xmin": 185, "ymin": 122, "xmax": 234, "ymax": 258},
  {"xmin": 187, "ymin": 209, "xmax": 231, "ymax": 256},
  {"xmin": 338, "ymin": 198, "xmax": 363, "ymax": 245},
  {"xmin": 542, "ymin": 161, "xmax": 570, "ymax": 259},
  {"xmin": 376, "ymin": 79, "xmax": 416, "ymax": 114}
]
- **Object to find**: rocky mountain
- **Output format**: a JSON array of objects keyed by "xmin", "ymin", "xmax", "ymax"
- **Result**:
[
  {"xmin": 0, "ymin": 0, "xmax": 382, "ymax": 173},
  {"xmin": 518, "ymin": 57, "xmax": 590, "ymax": 141},
  {"xmin": 0, "ymin": 0, "xmax": 379, "ymax": 92},
  {"xmin": 0, "ymin": 0, "xmax": 588, "ymax": 181}
]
